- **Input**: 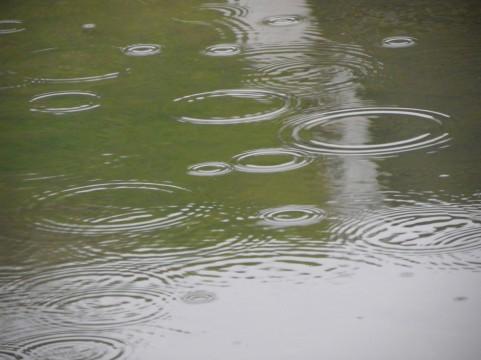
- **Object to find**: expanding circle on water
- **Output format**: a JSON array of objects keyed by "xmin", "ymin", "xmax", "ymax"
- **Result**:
[
  {"xmin": 0, "ymin": 20, "xmax": 25, "ymax": 35},
  {"xmin": 30, "ymin": 180, "xmax": 193, "ymax": 236},
  {"xmin": 173, "ymin": 89, "xmax": 293, "ymax": 125},
  {"xmin": 382, "ymin": 36, "xmax": 417, "ymax": 48},
  {"xmin": 29, "ymin": 91, "xmax": 100, "ymax": 115},
  {"xmin": 280, "ymin": 107, "xmax": 451, "ymax": 156},
  {"xmin": 187, "ymin": 162, "xmax": 233, "ymax": 176},
  {"xmin": 17, "ymin": 334, "xmax": 126, "ymax": 360},
  {"xmin": 330, "ymin": 204, "xmax": 481, "ymax": 255},
  {"xmin": 40, "ymin": 289, "xmax": 169, "ymax": 328},
  {"xmin": 258, "ymin": 205, "xmax": 326, "ymax": 228},
  {"xmin": 232, "ymin": 148, "xmax": 312, "ymax": 173},
  {"xmin": 262, "ymin": 15, "xmax": 304, "ymax": 26},
  {"xmin": 181, "ymin": 290, "xmax": 217, "ymax": 304},
  {"xmin": 202, "ymin": 43, "xmax": 241, "ymax": 57},
  {"xmin": 122, "ymin": 44, "xmax": 161, "ymax": 56}
]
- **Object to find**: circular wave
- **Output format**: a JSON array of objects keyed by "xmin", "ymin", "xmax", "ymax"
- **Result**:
[
  {"xmin": 122, "ymin": 44, "xmax": 161, "ymax": 56},
  {"xmin": 29, "ymin": 91, "xmax": 100, "ymax": 115},
  {"xmin": 382, "ymin": 36, "xmax": 417, "ymax": 48},
  {"xmin": 199, "ymin": 3, "xmax": 253, "ymax": 42},
  {"xmin": 181, "ymin": 290, "xmax": 217, "ymax": 304},
  {"xmin": 0, "ymin": 350, "xmax": 20, "ymax": 360},
  {"xmin": 188, "ymin": 162, "xmax": 233, "ymax": 176},
  {"xmin": 280, "ymin": 107, "xmax": 451, "ymax": 156},
  {"xmin": 258, "ymin": 205, "xmax": 326, "ymax": 228},
  {"xmin": 330, "ymin": 204, "xmax": 481, "ymax": 255},
  {"xmin": 40, "ymin": 289, "xmax": 169, "ymax": 328},
  {"xmin": 262, "ymin": 15, "xmax": 304, "ymax": 26},
  {"xmin": 172, "ymin": 89, "xmax": 293, "ymax": 125},
  {"xmin": 202, "ymin": 43, "xmax": 241, "ymax": 57},
  {"xmin": 200, "ymin": 3, "xmax": 249, "ymax": 18},
  {"xmin": 30, "ymin": 180, "xmax": 193, "ymax": 236},
  {"xmin": 0, "ymin": 20, "xmax": 25, "ymax": 35},
  {"xmin": 17, "ymin": 334, "xmax": 126, "ymax": 360},
  {"xmin": 243, "ymin": 42, "xmax": 383, "ymax": 95},
  {"xmin": 232, "ymin": 148, "xmax": 312, "ymax": 173}
]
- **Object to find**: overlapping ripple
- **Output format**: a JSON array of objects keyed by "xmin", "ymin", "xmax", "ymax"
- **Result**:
[
  {"xmin": 29, "ymin": 91, "xmax": 101, "ymax": 115},
  {"xmin": 200, "ymin": 3, "xmax": 253, "ymax": 42},
  {"xmin": 243, "ymin": 42, "xmax": 383, "ymax": 95},
  {"xmin": 280, "ymin": 107, "xmax": 451, "ymax": 156},
  {"xmin": 29, "ymin": 180, "xmax": 193, "ymax": 236},
  {"xmin": 331, "ymin": 204, "xmax": 481, "ymax": 255},
  {"xmin": 232, "ymin": 148, "xmax": 312, "ymax": 173},
  {"xmin": 172, "ymin": 89, "xmax": 293, "ymax": 125}
]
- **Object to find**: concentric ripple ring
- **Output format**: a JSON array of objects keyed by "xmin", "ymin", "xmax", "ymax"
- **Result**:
[
  {"xmin": 262, "ymin": 15, "xmax": 304, "ymax": 26},
  {"xmin": 188, "ymin": 162, "xmax": 233, "ymax": 176},
  {"xmin": 382, "ymin": 36, "xmax": 417, "ymax": 48},
  {"xmin": 202, "ymin": 43, "xmax": 241, "ymax": 56},
  {"xmin": 17, "ymin": 334, "xmax": 126, "ymax": 360},
  {"xmin": 258, "ymin": 205, "xmax": 326, "ymax": 228},
  {"xmin": 232, "ymin": 148, "xmax": 312, "ymax": 173},
  {"xmin": 31, "ymin": 180, "xmax": 192, "ymax": 236},
  {"xmin": 122, "ymin": 44, "xmax": 161, "ymax": 56},
  {"xmin": 280, "ymin": 107, "xmax": 451, "ymax": 156},
  {"xmin": 29, "ymin": 91, "xmax": 100, "ymax": 115},
  {"xmin": 173, "ymin": 89, "xmax": 292, "ymax": 125}
]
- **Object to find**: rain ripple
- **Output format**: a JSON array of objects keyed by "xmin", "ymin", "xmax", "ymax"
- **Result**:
[
  {"xmin": 15, "ymin": 333, "xmax": 127, "ymax": 360},
  {"xmin": 202, "ymin": 43, "xmax": 241, "ymax": 57},
  {"xmin": 280, "ymin": 107, "xmax": 451, "ymax": 156},
  {"xmin": 29, "ymin": 91, "xmax": 100, "ymax": 115},
  {"xmin": 382, "ymin": 36, "xmax": 417, "ymax": 48},
  {"xmin": 243, "ymin": 42, "xmax": 383, "ymax": 96},
  {"xmin": 121, "ymin": 44, "xmax": 161, "ymax": 57},
  {"xmin": 173, "ymin": 89, "xmax": 293, "ymax": 125},
  {"xmin": 0, "ymin": 20, "xmax": 25, "ymax": 35},
  {"xmin": 330, "ymin": 204, "xmax": 481, "ymax": 255},
  {"xmin": 262, "ymin": 15, "xmax": 304, "ymax": 27},
  {"xmin": 200, "ymin": 3, "xmax": 253, "ymax": 42},
  {"xmin": 29, "ymin": 180, "xmax": 193, "ymax": 236},
  {"xmin": 258, "ymin": 205, "xmax": 325, "ymax": 228},
  {"xmin": 232, "ymin": 148, "xmax": 312, "ymax": 173},
  {"xmin": 187, "ymin": 162, "xmax": 233, "ymax": 176}
]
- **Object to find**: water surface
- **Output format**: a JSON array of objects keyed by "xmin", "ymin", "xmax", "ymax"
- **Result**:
[{"xmin": 1, "ymin": 0, "xmax": 481, "ymax": 359}]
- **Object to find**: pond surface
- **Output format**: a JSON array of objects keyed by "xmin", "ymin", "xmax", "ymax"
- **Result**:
[{"xmin": 1, "ymin": 0, "xmax": 481, "ymax": 359}]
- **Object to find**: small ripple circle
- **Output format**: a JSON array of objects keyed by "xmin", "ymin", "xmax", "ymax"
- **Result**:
[
  {"xmin": 382, "ymin": 36, "xmax": 417, "ymax": 48},
  {"xmin": 258, "ymin": 205, "xmax": 326, "ymax": 228},
  {"xmin": 181, "ymin": 290, "xmax": 217, "ymax": 305},
  {"xmin": 262, "ymin": 15, "xmax": 304, "ymax": 26},
  {"xmin": 188, "ymin": 162, "xmax": 233, "ymax": 176},
  {"xmin": 122, "ymin": 44, "xmax": 161, "ymax": 56},
  {"xmin": 203, "ymin": 43, "xmax": 241, "ymax": 56},
  {"xmin": 232, "ymin": 148, "xmax": 312, "ymax": 173}
]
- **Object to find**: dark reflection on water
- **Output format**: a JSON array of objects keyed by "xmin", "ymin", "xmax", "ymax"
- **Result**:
[{"xmin": 1, "ymin": 0, "xmax": 481, "ymax": 359}]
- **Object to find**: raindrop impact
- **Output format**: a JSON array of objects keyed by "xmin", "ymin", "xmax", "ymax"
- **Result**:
[
  {"xmin": 188, "ymin": 162, "xmax": 233, "ymax": 176},
  {"xmin": 122, "ymin": 44, "xmax": 161, "ymax": 56},
  {"xmin": 382, "ymin": 36, "xmax": 417, "ymax": 48},
  {"xmin": 280, "ymin": 107, "xmax": 451, "ymax": 156},
  {"xmin": 181, "ymin": 290, "xmax": 217, "ymax": 304},
  {"xmin": 262, "ymin": 15, "xmax": 304, "ymax": 26},
  {"xmin": 202, "ymin": 43, "xmax": 241, "ymax": 57},
  {"xmin": 232, "ymin": 148, "xmax": 312, "ymax": 173},
  {"xmin": 258, "ymin": 205, "xmax": 325, "ymax": 228},
  {"xmin": 29, "ymin": 180, "xmax": 192, "ymax": 236},
  {"xmin": 29, "ymin": 91, "xmax": 101, "ymax": 115},
  {"xmin": 173, "ymin": 89, "xmax": 293, "ymax": 125}
]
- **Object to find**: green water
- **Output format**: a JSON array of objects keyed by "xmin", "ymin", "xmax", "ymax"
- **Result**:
[{"xmin": 1, "ymin": 0, "xmax": 481, "ymax": 359}]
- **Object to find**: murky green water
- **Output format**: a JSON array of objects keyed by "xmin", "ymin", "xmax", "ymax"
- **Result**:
[{"xmin": 1, "ymin": 0, "xmax": 481, "ymax": 359}]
